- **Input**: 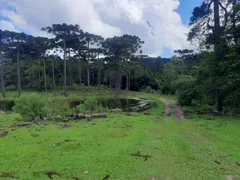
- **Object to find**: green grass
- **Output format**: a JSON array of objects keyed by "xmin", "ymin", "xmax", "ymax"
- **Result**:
[{"xmin": 0, "ymin": 89, "xmax": 240, "ymax": 180}]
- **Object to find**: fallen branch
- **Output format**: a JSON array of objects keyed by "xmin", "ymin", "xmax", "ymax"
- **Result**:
[
  {"xmin": 131, "ymin": 151, "xmax": 152, "ymax": 161},
  {"xmin": 0, "ymin": 171, "xmax": 18, "ymax": 178},
  {"xmin": 59, "ymin": 124, "xmax": 71, "ymax": 128},
  {"xmin": 214, "ymin": 160, "xmax": 221, "ymax": 165},
  {"xmin": 0, "ymin": 131, "xmax": 8, "ymax": 138},
  {"xmin": 103, "ymin": 175, "xmax": 110, "ymax": 180},
  {"xmin": 14, "ymin": 123, "xmax": 32, "ymax": 127},
  {"xmin": 218, "ymin": 154, "xmax": 232, "ymax": 158},
  {"xmin": 31, "ymin": 134, "xmax": 39, "ymax": 137},
  {"xmin": 43, "ymin": 171, "xmax": 60, "ymax": 179},
  {"xmin": 72, "ymin": 113, "xmax": 107, "ymax": 120}
]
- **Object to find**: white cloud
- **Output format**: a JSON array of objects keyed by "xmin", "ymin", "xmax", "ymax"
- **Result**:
[
  {"xmin": 0, "ymin": 20, "xmax": 18, "ymax": 32},
  {"xmin": 0, "ymin": 0, "xmax": 191, "ymax": 57}
]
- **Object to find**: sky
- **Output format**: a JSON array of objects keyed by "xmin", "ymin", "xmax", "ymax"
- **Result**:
[{"xmin": 0, "ymin": 0, "xmax": 202, "ymax": 58}]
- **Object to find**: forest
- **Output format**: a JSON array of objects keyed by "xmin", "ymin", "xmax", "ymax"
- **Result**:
[
  {"xmin": 0, "ymin": 0, "xmax": 239, "ymax": 114},
  {"xmin": 0, "ymin": 0, "xmax": 240, "ymax": 179}
]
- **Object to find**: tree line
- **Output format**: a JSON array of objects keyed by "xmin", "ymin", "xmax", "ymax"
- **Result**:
[
  {"xmin": 0, "ymin": 0, "xmax": 239, "ymax": 113},
  {"xmin": 0, "ymin": 24, "xmax": 166, "ymax": 97},
  {"xmin": 173, "ymin": 0, "xmax": 240, "ymax": 113}
]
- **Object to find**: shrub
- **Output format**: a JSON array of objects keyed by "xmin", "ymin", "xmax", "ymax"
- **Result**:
[
  {"xmin": 13, "ymin": 95, "xmax": 51, "ymax": 121},
  {"xmin": 174, "ymin": 75, "xmax": 199, "ymax": 105},
  {"xmin": 84, "ymin": 98, "xmax": 98, "ymax": 111},
  {"xmin": 140, "ymin": 86, "xmax": 154, "ymax": 93},
  {"xmin": 76, "ymin": 104, "xmax": 86, "ymax": 113},
  {"xmin": 76, "ymin": 98, "xmax": 107, "ymax": 113},
  {"xmin": 96, "ymin": 103, "xmax": 106, "ymax": 113},
  {"xmin": 50, "ymin": 99, "xmax": 72, "ymax": 116}
]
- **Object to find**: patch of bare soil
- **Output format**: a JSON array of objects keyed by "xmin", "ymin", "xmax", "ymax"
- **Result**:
[
  {"xmin": 164, "ymin": 103, "xmax": 171, "ymax": 116},
  {"xmin": 159, "ymin": 98, "xmax": 185, "ymax": 120},
  {"xmin": 226, "ymin": 175, "xmax": 233, "ymax": 180},
  {"xmin": 172, "ymin": 104, "xmax": 185, "ymax": 120},
  {"xmin": 42, "ymin": 171, "xmax": 60, "ymax": 179}
]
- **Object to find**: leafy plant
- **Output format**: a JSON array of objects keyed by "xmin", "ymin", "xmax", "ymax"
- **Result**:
[
  {"xmin": 76, "ymin": 98, "xmax": 107, "ymax": 113},
  {"xmin": 96, "ymin": 103, "xmax": 105, "ymax": 113},
  {"xmin": 140, "ymin": 86, "xmax": 154, "ymax": 93},
  {"xmin": 13, "ymin": 95, "xmax": 51, "ymax": 121},
  {"xmin": 84, "ymin": 98, "xmax": 98, "ymax": 111},
  {"xmin": 174, "ymin": 75, "xmax": 199, "ymax": 105},
  {"xmin": 76, "ymin": 104, "xmax": 86, "ymax": 113}
]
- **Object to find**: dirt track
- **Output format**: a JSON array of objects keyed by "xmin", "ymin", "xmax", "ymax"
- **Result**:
[{"xmin": 159, "ymin": 98, "xmax": 185, "ymax": 120}]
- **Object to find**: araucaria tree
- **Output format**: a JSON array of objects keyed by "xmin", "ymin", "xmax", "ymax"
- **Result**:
[
  {"xmin": 102, "ymin": 35, "xmax": 144, "ymax": 93},
  {"xmin": 42, "ymin": 24, "xmax": 82, "ymax": 94},
  {"xmin": 188, "ymin": 0, "xmax": 240, "ymax": 112}
]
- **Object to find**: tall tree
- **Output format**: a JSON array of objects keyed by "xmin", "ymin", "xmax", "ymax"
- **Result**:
[
  {"xmin": 32, "ymin": 37, "xmax": 52, "ymax": 90},
  {"xmin": 0, "ymin": 30, "xmax": 5, "ymax": 98},
  {"xmin": 83, "ymin": 33, "xmax": 104, "ymax": 86},
  {"xmin": 4, "ymin": 32, "xmax": 33, "ymax": 97},
  {"xmin": 42, "ymin": 24, "xmax": 82, "ymax": 93},
  {"xmin": 102, "ymin": 35, "xmax": 144, "ymax": 93},
  {"xmin": 188, "ymin": 0, "xmax": 234, "ymax": 111}
]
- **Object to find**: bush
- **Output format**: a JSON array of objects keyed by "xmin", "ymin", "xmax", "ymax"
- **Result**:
[
  {"xmin": 140, "ymin": 86, "xmax": 154, "ymax": 93},
  {"xmin": 174, "ymin": 75, "xmax": 199, "ymax": 105},
  {"xmin": 13, "ymin": 95, "xmax": 51, "ymax": 121},
  {"xmin": 96, "ymin": 103, "xmax": 106, "ymax": 113},
  {"xmin": 76, "ymin": 104, "xmax": 86, "ymax": 113},
  {"xmin": 76, "ymin": 98, "xmax": 107, "ymax": 113},
  {"xmin": 84, "ymin": 98, "xmax": 98, "ymax": 111},
  {"xmin": 50, "ymin": 99, "xmax": 74, "ymax": 116}
]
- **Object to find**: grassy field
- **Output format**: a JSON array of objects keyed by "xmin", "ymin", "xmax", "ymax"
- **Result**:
[{"xmin": 0, "ymin": 88, "xmax": 240, "ymax": 180}]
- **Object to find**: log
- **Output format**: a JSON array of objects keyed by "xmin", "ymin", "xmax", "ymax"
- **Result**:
[
  {"xmin": 92, "ymin": 113, "xmax": 108, "ymax": 118},
  {"xmin": 74, "ymin": 114, "xmax": 86, "ymax": 119},
  {"xmin": 0, "ymin": 171, "xmax": 18, "ymax": 178},
  {"xmin": 123, "ymin": 100, "xmax": 156, "ymax": 112},
  {"xmin": 14, "ymin": 123, "xmax": 32, "ymax": 127},
  {"xmin": 0, "ymin": 131, "xmax": 8, "ymax": 137},
  {"xmin": 72, "ymin": 113, "xmax": 107, "ymax": 120}
]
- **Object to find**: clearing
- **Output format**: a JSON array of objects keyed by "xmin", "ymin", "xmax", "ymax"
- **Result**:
[{"xmin": 0, "ymin": 89, "xmax": 240, "ymax": 180}]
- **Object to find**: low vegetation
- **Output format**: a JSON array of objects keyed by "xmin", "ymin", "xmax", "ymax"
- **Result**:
[
  {"xmin": 13, "ymin": 95, "xmax": 51, "ymax": 121},
  {"xmin": 0, "ymin": 0, "xmax": 239, "ymax": 179},
  {"xmin": 0, "ymin": 90, "xmax": 239, "ymax": 180}
]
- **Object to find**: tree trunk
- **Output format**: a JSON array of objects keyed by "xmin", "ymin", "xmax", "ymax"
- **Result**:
[
  {"xmin": 17, "ymin": 45, "xmax": 21, "ymax": 97},
  {"xmin": 231, "ymin": 0, "xmax": 238, "ymax": 44},
  {"xmin": 214, "ymin": 0, "xmax": 221, "ymax": 47},
  {"xmin": 216, "ymin": 89, "xmax": 223, "ymax": 112},
  {"xmin": 52, "ymin": 58, "xmax": 55, "ymax": 90},
  {"xmin": 63, "ymin": 40, "xmax": 67, "ymax": 94},
  {"xmin": 0, "ymin": 52, "xmax": 5, "ymax": 98},
  {"xmin": 87, "ymin": 66, "xmax": 90, "ymax": 86},
  {"xmin": 78, "ymin": 65, "xmax": 82, "ymax": 86},
  {"xmin": 97, "ymin": 53, "xmax": 101, "ymax": 87},
  {"xmin": 213, "ymin": 0, "xmax": 223, "ymax": 112},
  {"xmin": 43, "ymin": 58, "xmax": 47, "ymax": 91},
  {"xmin": 38, "ymin": 57, "xmax": 41, "ymax": 90},
  {"xmin": 98, "ymin": 67, "xmax": 101, "ymax": 87},
  {"xmin": 128, "ymin": 71, "xmax": 131, "ymax": 91},
  {"xmin": 68, "ymin": 50, "xmax": 73, "ymax": 86},
  {"xmin": 116, "ymin": 65, "xmax": 121, "ymax": 94},
  {"xmin": 126, "ymin": 75, "xmax": 129, "ymax": 91},
  {"xmin": 87, "ymin": 41, "xmax": 90, "ymax": 86},
  {"xmin": 109, "ymin": 77, "xmax": 112, "ymax": 88}
]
